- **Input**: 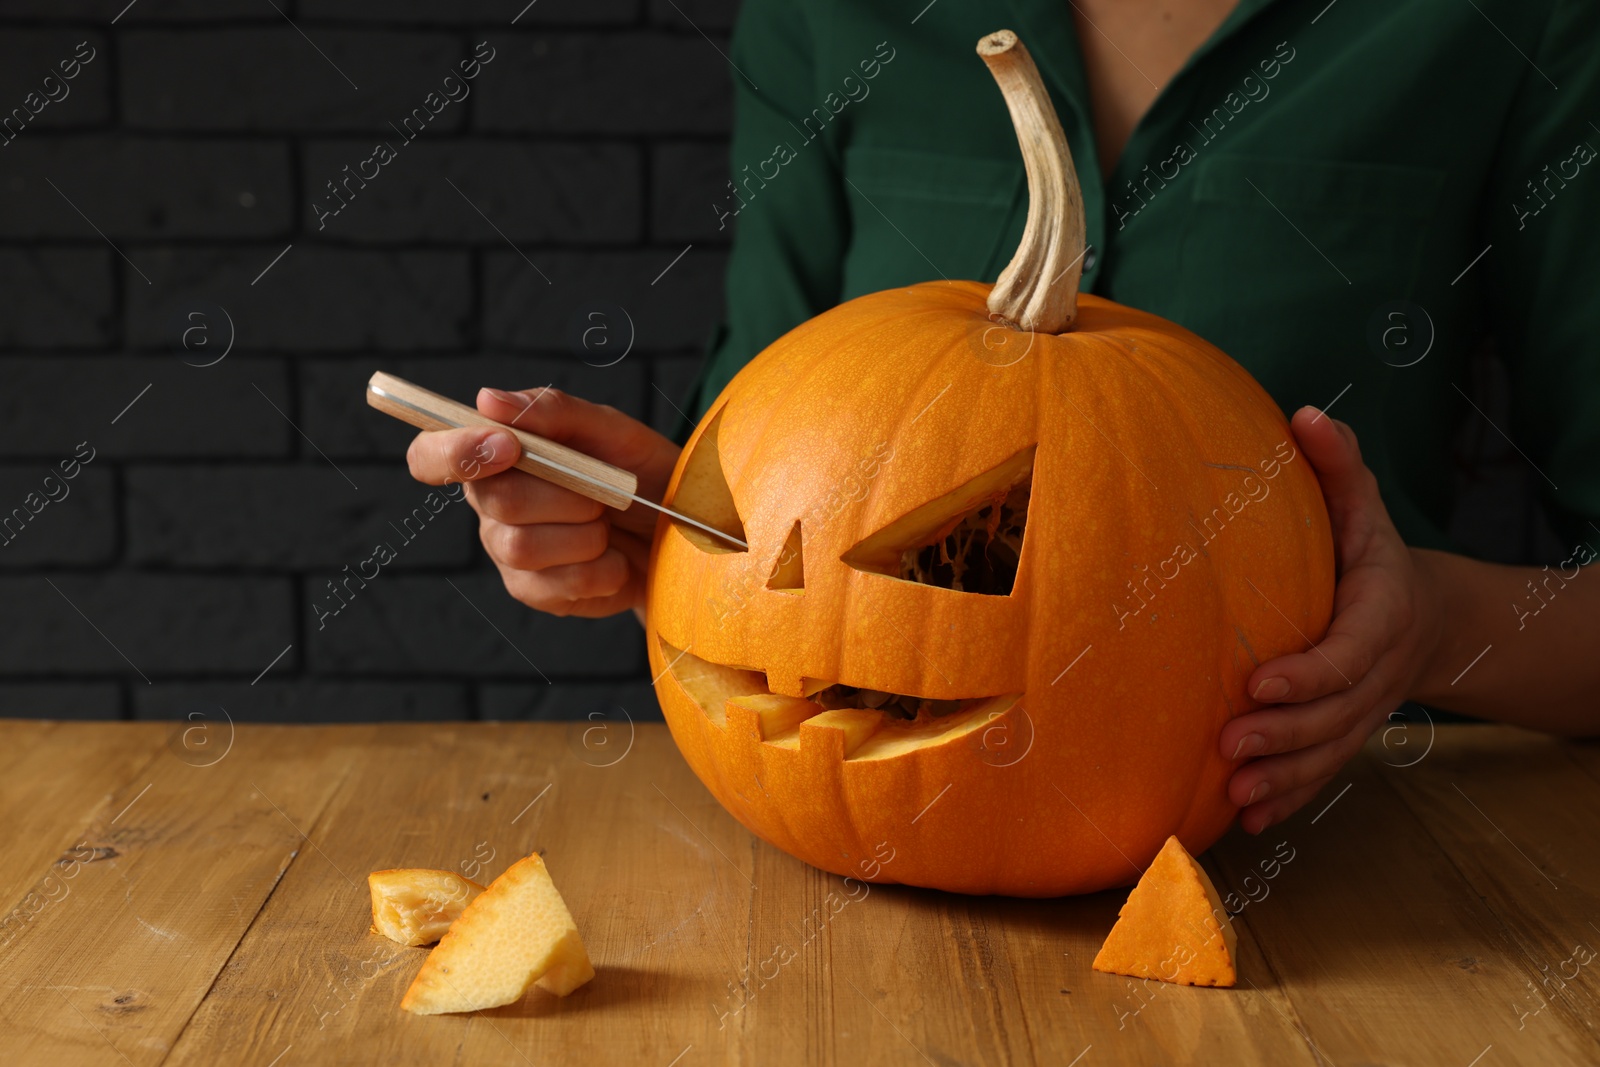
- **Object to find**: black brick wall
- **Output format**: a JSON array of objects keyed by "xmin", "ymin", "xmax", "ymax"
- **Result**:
[{"xmin": 0, "ymin": 0, "xmax": 737, "ymax": 723}]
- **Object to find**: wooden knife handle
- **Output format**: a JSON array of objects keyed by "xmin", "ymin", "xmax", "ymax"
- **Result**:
[{"xmin": 366, "ymin": 371, "xmax": 638, "ymax": 511}]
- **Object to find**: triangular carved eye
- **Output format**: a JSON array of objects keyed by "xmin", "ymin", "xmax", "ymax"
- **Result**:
[
  {"xmin": 668, "ymin": 405, "xmax": 747, "ymax": 553},
  {"xmin": 842, "ymin": 445, "xmax": 1034, "ymax": 596},
  {"xmin": 766, "ymin": 520, "xmax": 804, "ymax": 592}
]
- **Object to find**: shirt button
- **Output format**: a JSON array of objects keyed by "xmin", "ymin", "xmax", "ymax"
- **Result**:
[{"xmin": 1083, "ymin": 248, "xmax": 1098, "ymax": 272}]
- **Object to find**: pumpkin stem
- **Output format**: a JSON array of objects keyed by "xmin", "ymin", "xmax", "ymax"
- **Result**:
[{"xmin": 977, "ymin": 30, "xmax": 1087, "ymax": 334}]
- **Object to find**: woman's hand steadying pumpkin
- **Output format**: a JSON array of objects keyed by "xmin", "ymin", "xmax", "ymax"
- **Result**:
[
  {"xmin": 1217, "ymin": 407, "xmax": 1445, "ymax": 834},
  {"xmin": 405, "ymin": 387, "xmax": 681, "ymax": 620}
]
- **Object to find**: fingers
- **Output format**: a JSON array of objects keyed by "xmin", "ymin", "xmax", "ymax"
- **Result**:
[
  {"xmin": 1226, "ymin": 733, "xmax": 1351, "ymax": 813},
  {"xmin": 1289, "ymin": 408, "xmax": 1385, "ymax": 549},
  {"xmin": 465, "ymin": 471, "xmax": 606, "ymax": 526},
  {"xmin": 494, "ymin": 547, "xmax": 638, "ymax": 616},
  {"xmin": 406, "ymin": 387, "xmax": 664, "ymax": 622},
  {"xmin": 406, "ymin": 426, "xmax": 519, "ymax": 486},
  {"xmin": 607, "ymin": 520, "xmax": 655, "ymax": 577},
  {"xmin": 1224, "ymin": 695, "xmax": 1397, "ymax": 829},
  {"xmin": 481, "ymin": 520, "xmax": 651, "ymax": 618},
  {"xmin": 1245, "ymin": 567, "xmax": 1399, "ymax": 704},
  {"xmin": 1215, "ymin": 411, "xmax": 1429, "ymax": 835},
  {"xmin": 476, "ymin": 386, "xmax": 684, "ymax": 538},
  {"xmin": 476, "ymin": 386, "xmax": 678, "ymax": 480},
  {"xmin": 1221, "ymin": 676, "xmax": 1386, "ymax": 762},
  {"xmin": 480, "ymin": 515, "xmax": 610, "ymax": 572},
  {"xmin": 1238, "ymin": 775, "xmax": 1336, "ymax": 835},
  {"xmin": 1250, "ymin": 411, "xmax": 1413, "ymax": 705},
  {"xmin": 1290, "ymin": 406, "xmax": 1368, "ymax": 502}
]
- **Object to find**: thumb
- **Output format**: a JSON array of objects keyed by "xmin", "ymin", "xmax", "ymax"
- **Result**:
[
  {"xmin": 1290, "ymin": 405, "xmax": 1394, "ymax": 567},
  {"xmin": 1290, "ymin": 406, "xmax": 1378, "ymax": 516},
  {"xmin": 476, "ymin": 386, "xmax": 674, "ymax": 479}
]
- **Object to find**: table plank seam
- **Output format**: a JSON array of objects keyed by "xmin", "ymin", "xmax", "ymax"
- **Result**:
[
  {"xmin": 1201, "ymin": 855, "xmax": 1324, "ymax": 1066},
  {"xmin": 1375, "ymin": 755, "xmax": 1600, "ymax": 1056},
  {"xmin": 156, "ymin": 744, "xmax": 366, "ymax": 1065}
]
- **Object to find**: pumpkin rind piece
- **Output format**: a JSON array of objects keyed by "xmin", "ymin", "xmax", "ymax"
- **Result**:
[
  {"xmin": 401, "ymin": 852, "xmax": 592, "ymax": 1014},
  {"xmin": 1092, "ymin": 835, "xmax": 1237, "ymax": 987}
]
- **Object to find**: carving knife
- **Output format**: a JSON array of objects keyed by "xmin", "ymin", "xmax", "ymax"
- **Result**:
[{"xmin": 365, "ymin": 371, "xmax": 748, "ymax": 550}]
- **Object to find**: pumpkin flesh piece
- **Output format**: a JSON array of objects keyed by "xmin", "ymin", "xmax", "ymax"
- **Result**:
[
  {"xmin": 369, "ymin": 869, "xmax": 486, "ymax": 947},
  {"xmin": 764, "ymin": 707, "xmax": 881, "ymax": 755},
  {"xmin": 401, "ymin": 853, "xmax": 593, "ymax": 1014},
  {"xmin": 1092, "ymin": 835, "xmax": 1238, "ymax": 987},
  {"xmin": 727, "ymin": 692, "xmax": 819, "ymax": 740}
]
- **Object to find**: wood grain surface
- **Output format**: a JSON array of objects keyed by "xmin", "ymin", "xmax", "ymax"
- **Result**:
[{"xmin": 1, "ymin": 719, "xmax": 1595, "ymax": 1066}]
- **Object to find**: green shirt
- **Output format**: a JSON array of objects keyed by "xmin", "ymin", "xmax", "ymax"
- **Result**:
[{"xmin": 680, "ymin": 0, "xmax": 1600, "ymax": 553}]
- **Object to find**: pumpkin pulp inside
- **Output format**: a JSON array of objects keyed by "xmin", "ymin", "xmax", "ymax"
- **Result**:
[{"xmin": 896, "ymin": 479, "xmax": 1029, "ymax": 597}]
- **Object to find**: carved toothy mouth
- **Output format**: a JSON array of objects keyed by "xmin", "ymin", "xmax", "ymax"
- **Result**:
[{"xmin": 657, "ymin": 637, "xmax": 1021, "ymax": 760}]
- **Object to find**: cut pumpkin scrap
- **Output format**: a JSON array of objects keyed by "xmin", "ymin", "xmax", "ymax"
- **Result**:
[
  {"xmin": 1092, "ymin": 835, "xmax": 1238, "ymax": 988},
  {"xmin": 401, "ymin": 851, "xmax": 593, "ymax": 1014},
  {"xmin": 369, "ymin": 869, "xmax": 485, "ymax": 947}
]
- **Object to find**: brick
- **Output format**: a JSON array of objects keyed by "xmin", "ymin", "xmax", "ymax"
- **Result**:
[
  {"xmin": 648, "ymin": 354, "xmax": 705, "ymax": 438},
  {"xmin": 134, "ymin": 680, "xmax": 470, "ymax": 723},
  {"xmin": 652, "ymin": 141, "xmax": 732, "ymax": 242},
  {"xmin": 0, "ymin": 250, "xmax": 113, "ymax": 348},
  {"xmin": 301, "ymin": 140, "xmax": 639, "ymax": 243},
  {"xmin": 475, "ymin": 34, "xmax": 731, "ymax": 135},
  {"xmin": 485, "ymin": 249, "xmax": 726, "ymax": 350},
  {"xmin": 122, "ymin": 30, "xmax": 464, "ymax": 132},
  {"xmin": 127, "ymin": 465, "xmax": 477, "ymax": 569},
  {"xmin": 0, "ymin": 465, "xmax": 114, "ymax": 567},
  {"xmin": 0, "ymin": 574, "xmax": 292, "ymax": 676},
  {"xmin": 128, "ymin": 247, "xmax": 471, "ymax": 350},
  {"xmin": 0, "ymin": 32, "xmax": 109, "ymax": 135},
  {"xmin": 650, "ymin": 0, "xmax": 740, "ymax": 32},
  {"xmin": 0, "ymin": 357, "xmax": 291, "ymax": 459},
  {"xmin": 0, "ymin": 138, "xmax": 291, "ymax": 239},
  {"xmin": 302, "ymin": 356, "xmax": 646, "ymax": 458},
  {"xmin": 301, "ymin": 0, "xmax": 639, "ymax": 23},
  {"xmin": 305, "ymin": 571, "xmax": 644, "ymax": 677},
  {"xmin": 480, "ymin": 680, "xmax": 662, "ymax": 722},
  {"xmin": 0, "ymin": 682, "xmax": 122, "ymax": 720}
]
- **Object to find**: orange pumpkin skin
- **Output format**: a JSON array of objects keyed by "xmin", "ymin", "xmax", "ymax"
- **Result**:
[{"xmin": 646, "ymin": 280, "xmax": 1333, "ymax": 897}]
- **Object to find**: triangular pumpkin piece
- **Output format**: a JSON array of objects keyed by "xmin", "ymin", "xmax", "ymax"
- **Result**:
[
  {"xmin": 1092, "ymin": 835, "xmax": 1237, "ymax": 987},
  {"xmin": 401, "ymin": 852, "xmax": 594, "ymax": 1014}
]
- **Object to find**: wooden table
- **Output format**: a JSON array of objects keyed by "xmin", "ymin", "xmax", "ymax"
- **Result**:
[{"xmin": 3, "ymin": 719, "xmax": 1597, "ymax": 1066}]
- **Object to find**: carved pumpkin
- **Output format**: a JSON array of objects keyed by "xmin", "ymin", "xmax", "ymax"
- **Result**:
[{"xmin": 644, "ymin": 31, "xmax": 1334, "ymax": 896}]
